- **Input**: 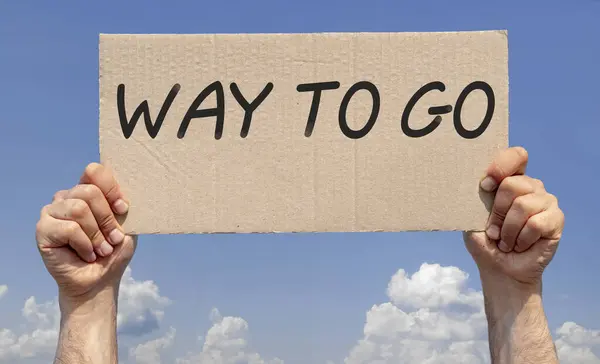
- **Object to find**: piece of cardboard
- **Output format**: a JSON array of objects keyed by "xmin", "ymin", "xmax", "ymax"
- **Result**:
[{"xmin": 99, "ymin": 31, "xmax": 508, "ymax": 234}]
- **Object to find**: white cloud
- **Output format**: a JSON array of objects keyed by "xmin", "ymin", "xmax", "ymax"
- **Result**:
[
  {"xmin": 344, "ymin": 263, "xmax": 490, "ymax": 364},
  {"xmin": 118, "ymin": 267, "xmax": 172, "ymax": 336},
  {"xmin": 22, "ymin": 296, "xmax": 59, "ymax": 327},
  {"xmin": 555, "ymin": 322, "xmax": 600, "ymax": 363},
  {"xmin": 386, "ymin": 263, "xmax": 483, "ymax": 309},
  {"xmin": 0, "ymin": 286, "xmax": 7, "ymax": 300},
  {"xmin": 0, "ymin": 296, "xmax": 59, "ymax": 361},
  {"xmin": 129, "ymin": 327, "xmax": 176, "ymax": 364},
  {"xmin": 344, "ymin": 262, "xmax": 600, "ymax": 364},
  {"xmin": 1, "ymin": 263, "xmax": 599, "ymax": 364},
  {"xmin": 174, "ymin": 308, "xmax": 284, "ymax": 364},
  {"xmin": 0, "ymin": 267, "xmax": 170, "ymax": 362}
]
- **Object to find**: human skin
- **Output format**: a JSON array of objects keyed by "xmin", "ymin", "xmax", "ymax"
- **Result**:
[
  {"xmin": 464, "ymin": 146, "xmax": 564, "ymax": 363},
  {"xmin": 36, "ymin": 163, "xmax": 136, "ymax": 364},
  {"xmin": 36, "ymin": 147, "xmax": 564, "ymax": 364}
]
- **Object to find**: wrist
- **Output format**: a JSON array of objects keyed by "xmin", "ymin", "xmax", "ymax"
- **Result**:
[
  {"xmin": 480, "ymin": 269, "xmax": 542, "ymax": 293},
  {"xmin": 480, "ymin": 271, "xmax": 557, "ymax": 363},
  {"xmin": 59, "ymin": 285, "xmax": 118, "ymax": 318},
  {"xmin": 480, "ymin": 270, "xmax": 542, "ymax": 322},
  {"xmin": 56, "ymin": 287, "xmax": 119, "ymax": 364}
]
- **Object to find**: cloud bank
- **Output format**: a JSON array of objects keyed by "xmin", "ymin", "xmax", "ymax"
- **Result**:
[{"xmin": 1, "ymin": 264, "xmax": 598, "ymax": 364}]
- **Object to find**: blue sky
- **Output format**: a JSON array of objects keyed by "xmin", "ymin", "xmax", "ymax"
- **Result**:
[{"xmin": 1, "ymin": 1, "xmax": 599, "ymax": 363}]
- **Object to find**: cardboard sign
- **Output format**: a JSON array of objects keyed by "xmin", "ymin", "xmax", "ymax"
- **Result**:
[{"xmin": 99, "ymin": 31, "xmax": 508, "ymax": 234}]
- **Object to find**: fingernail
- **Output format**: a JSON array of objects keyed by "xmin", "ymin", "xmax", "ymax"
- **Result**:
[
  {"xmin": 498, "ymin": 240, "xmax": 511, "ymax": 253},
  {"xmin": 113, "ymin": 199, "xmax": 129, "ymax": 215},
  {"xmin": 480, "ymin": 177, "xmax": 498, "ymax": 192},
  {"xmin": 96, "ymin": 241, "xmax": 114, "ymax": 257},
  {"xmin": 109, "ymin": 228, "xmax": 125, "ymax": 245},
  {"xmin": 486, "ymin": 225, "xmax": 500, "ymax": 240},
  {"xmin": 86, "ymin": 251, "xmax": 97, "ymax": 263}
]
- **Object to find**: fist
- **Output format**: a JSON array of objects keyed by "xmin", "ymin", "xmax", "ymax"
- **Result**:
[
  {"xmin": 464, "ymin": 147, "xmax": 565, "ymax": 285},
  {"xmin": 35, "ymin": 163, "xmax": 136, "ymax": 300}
]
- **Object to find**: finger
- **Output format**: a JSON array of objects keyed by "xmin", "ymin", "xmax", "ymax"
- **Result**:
[
  {"xmin": 514, "ymin": 206, "xmax": 564, "ymax": 253},
  {"xmin": 480, "ymin": 146, "xmax": 529, "ymax": 192},
  {"xmin": 80, "ymin": 163, "xmax": 128, "ymax": 215},
  {"xmin": 36, "ymin": 215, "xmax": 97, "ymax": 263},
  {"xmin": 486, "ymin": 176, "xmax": 545, "ymax": 240},
  {"xmin": 107, "ymin": 235, "xmax": 138, "ymax": 268},
  {"xmin": 498, "ymin": 193, "xmax": 555, "ymax": 253},
  {"xmin": 52, "ymin": 190, "xmax": 68, "ymax": 202},
  {"xmin": 66, "ymin": 184, "xmax": 125, "ymax": 246},
  {"xmin": 45, "ymin": 199, "xmax": 114, "ymax": 258}
]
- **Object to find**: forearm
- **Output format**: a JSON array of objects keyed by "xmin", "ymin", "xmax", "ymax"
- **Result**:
[
  {"xmin": 481, "ymin": 273, "xmax": 558, "ymax": 364},
  {"xmin": 54, "ymin": 289, "xmax": 119, "ymax": 364}
]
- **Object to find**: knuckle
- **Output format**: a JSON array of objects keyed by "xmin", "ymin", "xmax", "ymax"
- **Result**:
[
  {"xmin": 35, "ymin": 219, "xmax": 50, "ymax": 246},
  {"xmin": 514, "ymin": 146, "xmax": 529, "ymax": 162},
  {"xmin": 555, "ymin": 208, "xmax": 566, "ymax": 232},
  {"xmin": 526, "ymin": 215, "xmax": 543, "ymax": 232},
  {"xmin": 40, "ymin": 204, "xmax": 51, "ymax": 216},
  {"xmin": 52, "ymin": 191, "xmax": 65, "ymax": 202},
  {"xmin": 490, "ymin": 162, "xmax": 506, "ymax": 180},
  {"xmin": 104, "ymin": 183, "xmax": 120, "ymax": 200},
  {"xmin": 35, "ymin": 219, "xmax": 46, "ymax": 237},
  {"xmin": 531, "ymin": 178, "xmax": 545, "ymax": 190},
  {"xmin": 90, "ymin": 229, "xmax": 105, "ymax": 244},
  {"xmin": 499, "ymin": 176, "xmax": 534, "ymax": 197},
  {"xmin": 69, "ymin": 199, "xmax": 90, "ymax": 219},
  {"xmin": 499, "ymin": 176, "xmax": 518, "ymax": 192},
  {"xmin": 84, "ymin": 163, "xmax": 103, "ymax": 180},
  {"xmin": 558, "ymin": 208, "xmax": 565, "ymax": 222},
  {"xmin": 512, "ymin": 195, "xmax": 529, "ymax": 213},
  {"xmin": 491, "ymin": 208, "xmax": 505, "ymax": 221},
  {"xmin": 556, "ymin": 224, "xmax": 564, "ymax": 240},
  {"xmin": 79, "ymin": 184, "xmax": 102, "ymax": 199},
  {"xmin": 494, "ymin": 186, "xmax": 515, "ymax": 209},
  {"xmin": 64, "ymin": 221, "xmax": 80, "ymax": 237},
  {"xmin": 547, "ymin": 193, "xmax": 558, "ymax": 205},
  {"xmin": 97, "ymin": 212, "xmax": 115, "ymax": 230}
]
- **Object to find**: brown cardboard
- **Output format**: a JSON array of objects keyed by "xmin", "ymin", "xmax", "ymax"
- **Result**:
[{"xmin": 99, "ymin": 31, "xmax": 508, "ymax": 234}]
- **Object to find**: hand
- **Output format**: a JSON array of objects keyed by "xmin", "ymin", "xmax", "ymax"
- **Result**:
[
  {"xmin": 463, "ymin": 147, "xmax": 565, "ymax": 286},
  {"xmin": 35, "ymin": 163, "xmax": 136, "ymax": 307}
]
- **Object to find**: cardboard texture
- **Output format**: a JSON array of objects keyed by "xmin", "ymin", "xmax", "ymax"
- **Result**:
[{"xmin": 99, "ymin": 31, "xmax": 509, "ymax": 234}]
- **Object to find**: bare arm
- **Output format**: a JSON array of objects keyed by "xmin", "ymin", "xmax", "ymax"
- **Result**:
[
  {"xmin": 35, "ymin": 163, "xmax": 136, "ymax": 364},
  {"xmin": 482, "ymin": 274, "xmax": 558, "ymax": 364},
  {"xmin": 463, "ymin": 147, "xmax": 565, "ymax": 364},
  {"xmin": 55, "ymin": 289, "xmax": 119, "ymax": 364}
]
